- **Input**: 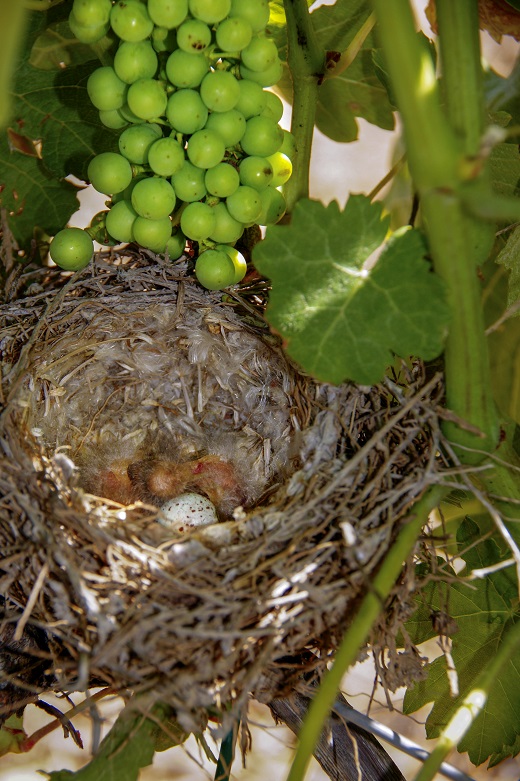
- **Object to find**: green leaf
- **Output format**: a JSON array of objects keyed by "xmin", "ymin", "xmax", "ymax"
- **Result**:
[
  {"xmin": 10, "ymin": 57, "xmax": 118, "ymax": 181},
  {"xmin": 30, "ymin": 21, "xmax": 113, "ymax": 71},
  {"xmin": 316, "ymin": 52, "xmax": 395, "ymax": 142},
  {"xmin": 496, "ymin": 224, "xmax": 520, "ymax": 308},
  {"xmin": 484, "ymin": 59, "xmax": 520, "ymax": 127},
  {"xmin": 272, "ymin": 0, "xmax": 394, "ymax": 141},
  {"xmin": 404, "ymin": 518, "xmax": 520, "ymax": 765},
  {"xmin": 0, "ymin": 10, "xmax": 119, "ymax": 248},
  {"xmin": 47, "ymin": 701, "xmax": 188, "ymax": 781},
  {"xmin": 0, "ymin": 130, "xmax": 81, "ymax": 248},
  {"xmin": 253, "ymin": 196, "xmax": 449, "ymax": 385},
  {"xmin": 488, "ymin": 143, "xmax": 520, "ymax": 199},
  {"xmin": 0, "ymin": 715, "xmax": 27, "ymax": 756}
]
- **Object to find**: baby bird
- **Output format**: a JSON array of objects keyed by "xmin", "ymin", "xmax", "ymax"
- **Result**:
[{"xmin": 98, "ymin": 454, "xmax": 245, "ymax": 519}]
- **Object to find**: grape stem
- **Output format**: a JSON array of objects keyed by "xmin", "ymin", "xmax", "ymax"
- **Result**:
[{"xmin": 282, "ymin": 0, "xmax": 325, "ymax": 213}]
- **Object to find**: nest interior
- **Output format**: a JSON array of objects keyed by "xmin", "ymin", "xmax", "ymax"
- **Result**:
[{"xmin": 0, "ymin": 254, "xmax": 443, "ymax": 731}]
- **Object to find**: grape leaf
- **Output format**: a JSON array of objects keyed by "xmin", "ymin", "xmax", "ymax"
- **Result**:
[
  {"xmin": 404, "ymin": 518, "xmax": 520, "ymax": 765},
  {"xmin": 47, "ymin": 702, "xmax": 187, "ymax": 781},
  {"xmin": 496, "ymin": 224, "xmax": 520, "ymax": 309},
  {"xmin": 484, "ymin": 58, "xmax": 520, "ymax": 128},
  {"xmin": 0, "ymin": 715, "xmax": 27, "ymax": 756},
  {"xmin": 30, "ymin": 21, "xmax": 113, "ymax": 71},
  {"xmin": 316, "ymin": 51, "xmax": 394, "ymax": 142},
  {"xmin": 271, "ymin": 0, "xmax": 394, "ymax": 142},
  {"xmin": 253, "ymin": 196, "xmax": 449, "ymax": 385},
  {"xmin": 10, "ymin": 56, "xmax": 118, "ymax": 182},
  {"xmin": 0, "ymin": 130, "xmax": 82, "ymax": 248},
  {"xmin": 0, "ymin": 10, "xmax": 118, "ymax": 248},
  {"xmin": 488, "ymin": 143, "xmax": 520, "ymax": 198}
]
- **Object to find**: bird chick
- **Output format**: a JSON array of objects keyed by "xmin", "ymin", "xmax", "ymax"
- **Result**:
[
  {"xmin": 127, "ymin": 455, "xmax": 245, "ymax": 518},
  {"xmin": 93, "ymin": 458, "xmax": 138, "ymax": 505}
]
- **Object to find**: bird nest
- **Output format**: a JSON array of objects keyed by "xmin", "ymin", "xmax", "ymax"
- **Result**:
[{"xmin": 0, "ymin": 250, "xmax": 443, "ymax": 732}]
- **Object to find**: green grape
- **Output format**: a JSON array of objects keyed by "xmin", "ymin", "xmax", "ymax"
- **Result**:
[
  {"xmin": 240, "ymin": 58, "xmax": 283, "ymax": 87},
  {"xmin": 216, "ymin": 17, "xmax": 252, "ymax": 52},
  {"xmin": 110, "ymin": 0, "xmax": 154, "ymax": 41},
  {"xmin": 133, "ymin": 215, "xmax": 172, "ymax": 251},
  {"xmin": 165, "ymin": 230, "xmax": 186, "ymax": 259},
  {"xmin": 72, "ymin": 0, "xmax": 111, "ymax": 26},
  {"xmin": 187, "ymin": 129, "xmax": 225, "ymax": 169},
  {"xmin": 177, "ymin": 19, "xmax": 212, "ymax": 52},
  {"xmin": 217, "ymin": 243, "xmax": 247, "ymax": 283},
  {"xmin": 238, "ymin": 155, "xmax": 273, "ymax": 190},
  {"xmin": 148, "ymin": 0, "xmax": 188, "ymax": 29},
  {"xmin": 279, "ymin": 129, "xmax": 295, "ymax": 159},
  {"xmin": 241, "ymin": 36, "xmax": 278, "ymax": 72},
  {"xmin": 241, "ymin": 115, "xmax": 283, "ymax": 157},
  {"xmin": 68, "ymin": 12, "xmax": 109, "ymax": 43},
  {"xmin": 99, "ymin": 108, "xmax": 129, "ymax": 129},
  {"xmin": 209, "ymin": 202, "xmax": 244, "ymax": 243},
  {"xmin": 166, "ymin": 49, "xmax": 208, "ymax": 88},
  {"xmin": 119, "ymin": 123, "xmax": 162, "ymax": 164},
  {"xmin": 188, "ymin": 0, "xmax": 231, "ymax": 25},
  {"xmin": 229, "ymin": 0, "xmax": 269, "ymax": 33},
  {"xmin": 88, "ymin": 152, "xmax": 133, "ymax": 195},
  {"xmin": 266, "ymin": 151, "xmax": 292, "ymax": 187},
  {"xmin": 171, "ymin": 161, "xmax": 207, "ymax": 201},
  {"xmin": 151, "ymin": 25, "xmax": 178, "ymax": 51},
  {"xmin": 262, "ymin": 91, "xmax": 284, "ymax": 122},
  {"xmin": 49, "ymin": 228, "xmax": 93, "ymax": 271},
  {"xmin": 131, "ymin": 176, "xmax": 176, "ymax": 219},
  {"xmin": 180, "ymin": 201, "xmax": 216, "ymax": 241},
  {"xmin": 148, "ymin": 136, "xmax": 185, "ymax": 176},
  {"xmin": 106, "ymin": 199, "xmax": 138, "ymax": 243},
  {"xmin": 195, "ymin": 248, "xmax": 236, "ymax": 290},
  {"xmin": 119, "ymin": 102, "xmax": 146, "ymax": 123},
  {"xmin": 235, "ymin": 78, "xmax": 266, "ymax": 119},
  {"xmin": 226, "ymin": 185, "xmax": 261, "ymax": 223},
  {"xmin": 205, "ymin": 162, "xmax": 240, "ymax": 197},
  {"xmin": 200, "ymin": 70, "xmax": 240, "ymax": 113},
  {"xmin": 114, "ymin": 41, "xmax": 158, "ymax": 84},
  {"xmin": 205, "ymin": 109, "xmax": 246, "ymax": 147},
  {"xmin": 258, "ymin": 185, "xmax": 286, "ymax": 224},
  {"xmin": 119, "ymin": 171, "xmax": 148, "ymax": 202},
  {"xmin": 127, "ymin": 78, "xmax": 167, "ymax": 119},
  {"xmin": 166, "ymin": 89, "xmax": 208, "ymax": 134},
  {"xmin": 87, "ymin": 66, "xmax": 127, "ymax": 111}
]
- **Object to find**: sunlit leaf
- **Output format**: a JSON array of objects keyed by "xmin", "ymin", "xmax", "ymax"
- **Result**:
[
  {"xmin": 253, "ymin": 196, "xmax": 449, "ymax": 385},
  {"xmin": 47, "ymin": 702, "xmax": 187, "ymax": 781},
  {"xmin": 404, "ymin": 518, "xmax": 520, "ymax": 765}
]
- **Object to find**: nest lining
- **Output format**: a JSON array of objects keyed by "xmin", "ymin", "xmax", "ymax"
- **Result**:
[{"xmin": 0, "ymin": 253, "xmax": 444, "ymax": 730}]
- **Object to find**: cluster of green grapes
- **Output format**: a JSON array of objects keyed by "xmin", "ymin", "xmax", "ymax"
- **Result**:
[{"xmin": 49, "ymin": 0, "xmax": 293, "ymax": 290}]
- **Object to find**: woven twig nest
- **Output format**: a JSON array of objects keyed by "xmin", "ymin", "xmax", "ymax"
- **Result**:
[{"xmin": 0, "ymin": 252, "xmax": 443, "ymax": 732}]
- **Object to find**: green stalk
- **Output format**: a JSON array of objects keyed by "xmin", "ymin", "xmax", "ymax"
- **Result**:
[
  {"xmin": 285, "ymin": 486, "xmax": 446, "ymax": 781},
  {"xmin": 0, "ymin": 5, "xmax": 27, "ymax": 128},
  {"xmin": 436, "ymin": 1, "xmax": 484, "ymax": 154},
  {"xmin": 413, "ymin": 618, "xmax": 520, "ymax": 781},
  {"xmin": 371, "ymin": 0, "xmax": 498, "ymax": 458},
  {"xmin": 282, "ymin": 0, "xmax": 325, "ymax": 213}
]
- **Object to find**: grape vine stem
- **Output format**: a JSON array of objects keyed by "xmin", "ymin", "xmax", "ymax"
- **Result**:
[{"xmin": 282, "ymin": 0, "xmax": 325, "ymax": 213}]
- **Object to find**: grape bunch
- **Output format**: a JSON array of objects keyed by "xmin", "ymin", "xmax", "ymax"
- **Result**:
[{"xmin": 50, "ymin": 0, "xmax": 293, "ymax": 290}]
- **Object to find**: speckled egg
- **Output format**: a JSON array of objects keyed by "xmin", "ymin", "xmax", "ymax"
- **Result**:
[{"xmin": 159, "ymin": 492, "xmax": 218, "ymax": 531}]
